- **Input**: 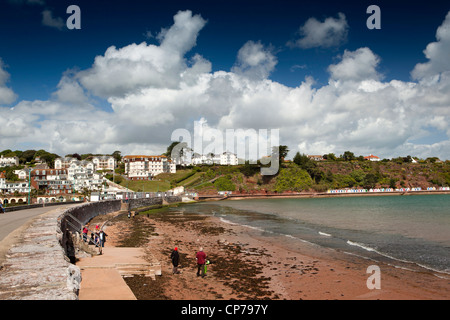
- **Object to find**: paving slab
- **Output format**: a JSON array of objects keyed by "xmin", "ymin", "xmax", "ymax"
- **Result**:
[
  {"xmin": 77, "ymin": 247, "xmax": 160, "ymax": 300},
  {"xmin": 78, "ymin": 268, "xmax": 136, "ymax": 300}
]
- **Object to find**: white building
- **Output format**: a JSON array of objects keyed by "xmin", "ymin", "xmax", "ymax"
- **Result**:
[
  {"xmin": 55, "ymin": 157, "xmax": 76, "ymax": 169},
  {"xmin": 123, "ymin": 155, "xmax": 176, "ymax": 180},
  {"xmin": 364, "ymin": 154, "xmax": 381, "ymax": 162},
  {"xmin": 189, "ymin": 152, "xmax": 238, "ymax": 166},
  {"xmin": 92, "ymin": 156, "xmax": 116, "ymax": 171},
  {"xmin": 0, "ymin": 155, "xmax": 19, "ymax": 167},
  {"xmin": 220, "ymin": 151, "xmax": 239, "ymax": 165},
  {"xmin": 67, "ymin": 160, "xmax": 103, "ymax": 191},
  {"xmin": 0, "ymin": 172, "xmax": 30, "ymax": 194},
  {"xmin": 14, "ymin": 168, "xmax": 30, "ymax": 180}
]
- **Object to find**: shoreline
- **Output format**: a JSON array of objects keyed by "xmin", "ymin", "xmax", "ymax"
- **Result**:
[
  {"xmin": 98, "ymin": 207, "xmax": 450, "ymax": 300},
  {"xmin": 197, "ymin": 190, "xmax": 450, "ymax": 202}
]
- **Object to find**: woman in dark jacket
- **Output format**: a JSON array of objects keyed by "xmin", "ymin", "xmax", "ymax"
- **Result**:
[{"xmin": 170, "ymin": 247, "xmax": 180, "ymax": 274}]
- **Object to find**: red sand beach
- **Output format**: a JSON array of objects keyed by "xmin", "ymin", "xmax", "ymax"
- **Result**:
[{"xmin": 98, "ymin": 210, "xmax": 450, "ymax": 300}]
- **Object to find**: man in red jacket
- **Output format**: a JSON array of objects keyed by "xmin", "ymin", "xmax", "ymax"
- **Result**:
[{"xmin": 196, "ymin": 247, "xmax": 207, "ymax": 277}]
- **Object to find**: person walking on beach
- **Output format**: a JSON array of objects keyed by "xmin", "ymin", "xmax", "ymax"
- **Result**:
[
  {"xmin": 99, "ymin": 230, "xmax": 107, "ymax": 247},
  {"xmin": 196, "ymin": 247, "xmax": 207, "ymax": 277},
  {"xmin": 170, "ymin": 247, "xmax": 180, "ymax": 274},
  {"xmin": 0, "ymin": 202, "xmax": 4, "ymax": 214}
]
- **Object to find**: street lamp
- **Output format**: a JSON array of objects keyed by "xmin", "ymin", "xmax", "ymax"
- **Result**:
[{"xmin": 28, "ymin": 169, "xmax": 31, "ymax": 205}]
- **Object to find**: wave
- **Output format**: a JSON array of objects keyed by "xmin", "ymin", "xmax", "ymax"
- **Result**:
[
  {"xmin": 219, "ymin": 217, "xmax": 268, "ymax": 233},
  {"xmin": 346, "ymin": 240, "xmax": 450, "ymax": 277},
  {"xmin": 318, "ymin": 231, "xmax": 332, "ymax": 237}
]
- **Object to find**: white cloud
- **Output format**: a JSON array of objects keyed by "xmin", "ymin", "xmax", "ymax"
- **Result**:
[
  {"xmin": 289, "ymin": 12, "xmax": 348, "ymax": 49},
  {"xmin": 41, "ymin": 9, "xmax": 64, "ymax": 30},
  {"xmin": 2, "ymin": 10, "xmax": 450, "ymax": 161},
  {"xmin": 411, "ymin": 11, "xmax": 450, "ymax": 81},
  {"xmin": 77, "ymin": 10, "xmax": 207, "ymax": 98},
  {"xmin": 328, "ymin": 47, "xmax": 381, "ymax": 82},
  {"xmin": 0, "ymin": 59, "xmax": 17, "ymax": 105},
  {"xmin": 231, "ymin": 41, "xmax": 277, "ymax": 80}
]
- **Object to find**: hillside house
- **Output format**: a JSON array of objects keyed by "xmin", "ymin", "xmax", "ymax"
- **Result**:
[
  {"xmin": 123, "ymin": 155, "xmax": 176, "ymax": 180},
  {"xmin": 364, "ymin": 154, "xmax": 381, "ymax": 162}
]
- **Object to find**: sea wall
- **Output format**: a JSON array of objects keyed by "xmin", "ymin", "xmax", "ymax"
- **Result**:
[
  {"xmin": 0, "ymin": 196, "xmax": 183, "ymax": 300},
  {"xmin": 0, "ymin": 200, "xmax": 122, "ymax": 300},
  {"xmin": 127, "ymin": 195, "xmax": 182, "ymax": 210},
  {"xmin": 0, "ymin": 205, "xmax": 82, "ymax": 300}
]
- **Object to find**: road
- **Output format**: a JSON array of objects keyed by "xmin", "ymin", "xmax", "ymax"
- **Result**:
[{"xmin": 0, "ymin": 206, "xmax": 57, "ymax": 242}]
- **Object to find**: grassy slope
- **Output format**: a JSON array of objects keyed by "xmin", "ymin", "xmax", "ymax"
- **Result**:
[{"xmin": 115, "ymin": 161, "xmax": 450, "ymax": 193}]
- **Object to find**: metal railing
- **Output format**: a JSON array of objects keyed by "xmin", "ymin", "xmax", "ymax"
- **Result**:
[{"xmin": 65, "ymin": 212, "xmax": 103, "ymax": 255}]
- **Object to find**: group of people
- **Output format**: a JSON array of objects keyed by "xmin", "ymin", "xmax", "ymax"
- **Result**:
[
  {"xmin": 170, "ymin": 246, "xmax": 209, "ymax": 278},
  {"xmin": 82, "ymin": 223, "xmax": 107, "ymax": 248}
]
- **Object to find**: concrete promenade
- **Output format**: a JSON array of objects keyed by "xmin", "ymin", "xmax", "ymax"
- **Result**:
[{"xmin": 0, "ymin": 204, "xmax": 83, "ymax": 299}]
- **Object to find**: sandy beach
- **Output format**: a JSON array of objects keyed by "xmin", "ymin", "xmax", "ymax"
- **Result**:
[{"xmin": 92, "ymin": 208, "xmax": 449, "ymax": 300}]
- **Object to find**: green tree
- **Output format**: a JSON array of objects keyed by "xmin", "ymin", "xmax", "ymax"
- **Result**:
[
  {"xmin": 363, "ymin": 173, "xmax": 379, "ymax": 189},
  {"xmin": 214, "ymin": 176, "xmax": 236, "ymax": 191},
  {"xmin": 342, "ymin": 151, "xmax": 356, "ymax": 161},
  {"xmin": 112, "ymin": 150, "xmax": 122, "ymax": 162},
  {"xmin": 278, "ymin": 145, "xmax": 289, "ymax": 160},
  {"xmin": 324, "ymin": 153, "xmax": 337, "ymax": 161},
  {"xmin": 274, "ymin": 168, "xmax": 313, "ymax": 192},
  {"xmin": 350, "ymin": 169, "xmax": 366, "ymax": 184},
  {"xmin": 20, "ymin": 150, "xmax": 36, "ymax": 164}
]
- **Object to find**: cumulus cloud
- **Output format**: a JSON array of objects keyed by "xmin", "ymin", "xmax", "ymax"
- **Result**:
[
  {"xmin": 77, "ymin": 10, "xmax": 207, "ymax": 98},
  {"xmin": 231, "ymin": 41, "xmax": 277, "ymax": 80},
  {"xmin": 411, "ymin": 11, "xmax": 450, "ymax": 82},
  {"xmin": 2, "ymin": 10, "xmax": 450, "ymax": 161},
  {"xmin": 0, "ymin": 59, "xmax": 17, "ymax": 105},
  {"xmin": 328, "ymin": 47, "xmax": 382, "ymax": 82},
  {"xmin": 289, "ymin": 12, "xmax": 348, "ymax": 49}
]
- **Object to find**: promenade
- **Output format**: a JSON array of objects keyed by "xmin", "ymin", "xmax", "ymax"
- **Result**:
[{"xmin": 77, "ymin": 247, "xmax": 152, "ymax": 300}]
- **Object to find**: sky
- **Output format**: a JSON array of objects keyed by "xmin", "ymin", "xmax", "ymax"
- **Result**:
[{"xmin": 0, "ymin": 0, "xmax": 449, "ymax": 160}]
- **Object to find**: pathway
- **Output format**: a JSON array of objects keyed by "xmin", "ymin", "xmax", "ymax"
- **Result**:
[{"xmin": 76, "ymin": 246, "xmax": 161, "ymax": 300}]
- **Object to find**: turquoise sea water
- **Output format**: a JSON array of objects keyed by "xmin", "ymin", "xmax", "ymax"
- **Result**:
[{"xmin": 171, "ymin": 194, "xmax": 450, "ymax": 275}]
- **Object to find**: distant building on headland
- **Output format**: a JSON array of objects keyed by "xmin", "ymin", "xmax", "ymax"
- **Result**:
[
  {"xmin": 177, "ymin": 151, "xmax": 239, "ymax": 166},
  {"xmin": 307, "ymin": 155, "xmax": 324, "ymax": 161},
  {"xmin": 364, "ymin": 154, "xmax": 380, "ymax": 162},
  {"xmin": 123, "ymin": 155, "xmax": 176, "ymax": 180}
]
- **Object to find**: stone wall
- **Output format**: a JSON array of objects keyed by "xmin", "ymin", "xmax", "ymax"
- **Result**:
[
  {"xmin": 0, "ymin": 200, "xmax": 122, "ymax": 300},
  {"xmin": 127, "ymin": 195, "xmax": 181, "ymax": 210},
  {"xmin": 0, "ymin": 196, "xmax": 183, "ymax": 300},
  {"xmin": 128, "ymin": 197, "xmax": 162, "ymax": 210},
  {"xmin": 0, "ymin": 205, "xmax": 81, "ymax": 299}
]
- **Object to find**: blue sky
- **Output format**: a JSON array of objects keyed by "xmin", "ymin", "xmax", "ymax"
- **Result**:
[{"xmin": 0, "ymin": 0, "xmax": 449, "ymax": 159}]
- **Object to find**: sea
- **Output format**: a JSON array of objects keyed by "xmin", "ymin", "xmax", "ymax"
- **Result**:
[{"xmin": 167, "ymin": 194, "xmax": 450, "ymax": 277}]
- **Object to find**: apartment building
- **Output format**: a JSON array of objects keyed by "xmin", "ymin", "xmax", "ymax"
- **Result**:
[
  {"xmin": 30, "ymin": 168, "xmax": 73, "ymax": 195},
  {"xmin": 54, "ymin": 157, "xmax": 76, "ymax": 169},
  {"xmin": 0, "ymin": 155, "xmax": 19, "ymax": 167},
  {"xmin": 123, "ymin": 155, "xmax": 176, "ymax": 180},
  {"xmin": 67, "ymin": 160, "xmax": 103, "ymax": 191},
  {"xmin": 92, "ymin": 156, "xmax": 116, "ymax": 171},
  {"xmin": 0, "ymin": 172, "xmax": 30, "ymax": 194},
  {"xmin": 190, "ymin": 152, "xmax": 239, "ymax": 166}
]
